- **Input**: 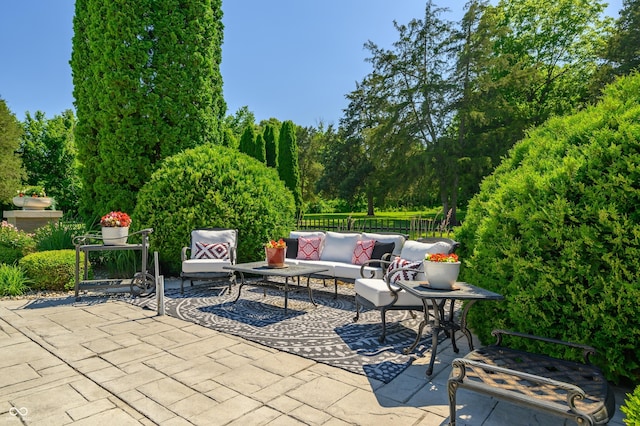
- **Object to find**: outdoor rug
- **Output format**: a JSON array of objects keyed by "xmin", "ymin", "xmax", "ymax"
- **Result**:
[{"xmin": 130, "ymin": 281, "xmax": 435, "ymax": 383}]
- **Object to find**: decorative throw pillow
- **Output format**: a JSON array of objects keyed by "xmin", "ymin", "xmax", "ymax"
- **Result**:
[
  {"xmin": 369, "ymin": 241, "xmax": 396, "ymax": 267},
  {"xmin": 385, "ymin": 257, "xmax": 422, "ymax": 283},
  {"xmin": 351, "ymin": 239, "xmax": 376, "ymax": 265},
  {"xmin": 296, "ymin": 236, "xmax": 322, "ymax": 260},
  {"xmin": 194, "ymin": 242, "xmax": 230, "ymax": 260},
  {"xmin": 283, "ymin": 237, "xmax": 299, "ymax": 259}
]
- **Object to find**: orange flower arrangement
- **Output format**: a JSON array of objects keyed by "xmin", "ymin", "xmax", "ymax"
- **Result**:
[
  {"xmin": 265, "ymin": 238, "xmax": 286, "ymax": 248},
  {"xmin": 425, "ymin": 253, "xmax": 459, "ymax": 263}
]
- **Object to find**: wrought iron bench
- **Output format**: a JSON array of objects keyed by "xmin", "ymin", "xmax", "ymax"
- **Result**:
[{"xmin": 448, "ymin": 329, "xmax": 615, "ymax": 425}]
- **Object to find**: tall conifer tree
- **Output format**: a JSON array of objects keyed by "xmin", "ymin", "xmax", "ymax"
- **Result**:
[
  {"xmin": 277, "ymin": 121, "xmax": 302, "ymax": 214},
  {"xmin": 264, "ymin": 124, "xmax": 278, "ymax": 168},
  {"xmin": 71, "ymin": 0, "xmax": 225, "ymax": 220}
]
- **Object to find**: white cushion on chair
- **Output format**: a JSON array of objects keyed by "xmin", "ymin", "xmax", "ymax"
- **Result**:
[
  {"xmin": 399, "ymin": 240, "xmax": 451, "ymax": 261},
  {"xmin": 182, "ymin": 259, "xmax": 232, "ymax": 274},
  {"xmin": 362, "ymin": 233, "xmax": 405, "ymax": 256},
  {"xmin": 355, "ymin": 278, "xmax": 423, "ymax": 307},
  {"xmin": 190, "ymin": 229, "xmax": 236, "ymax": 258}
]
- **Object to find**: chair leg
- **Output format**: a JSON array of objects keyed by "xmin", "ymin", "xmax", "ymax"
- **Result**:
[
  {"xmin": 353, "ymin": 298, "xmax": 361, "ymax": 322},
  {"xmin": 333, "ymin": 278, "xmax": 338, "ymax": 299},
  {"xmin": 180, "ymin": 277, "xmax": 185, "ymax": 294},
  {"xmin": 379, "ymin": 308, "xmax": 388, "ymax": 343}
]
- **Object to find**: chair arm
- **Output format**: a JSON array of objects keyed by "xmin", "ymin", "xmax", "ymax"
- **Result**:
[
  {"xmin": 492, "ymin": 329, "xmax": 596, "ymax": 364},
  {"xmin": 181, "ymin": 246, "xmax": 190, "ymax": 262},
  {"xmin": 449, "ymin": 358, "xmax": 598, "ymax": 417},
  {"xmin": 229, "ymin": 246, "xmax": 237, "ymax": 264},
  {"xmin": 358, "ymin": 258, "xmax": 392, "ymax": 278}
]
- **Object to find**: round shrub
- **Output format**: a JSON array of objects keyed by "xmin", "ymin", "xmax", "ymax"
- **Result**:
[
  {"xmin": 19, "ymin": 249, "xmax": 88, "ymax": 291},
  {"xmin": 0, "ymin": 221, "xmax": 36, "ymax": 264},
  {"xmin": 457, "ymin": 74, "xmax": 640, "ymax": 383},
  {"xmin": 132, "ymin": 144, "xmax": 296, "ymax": 274}
]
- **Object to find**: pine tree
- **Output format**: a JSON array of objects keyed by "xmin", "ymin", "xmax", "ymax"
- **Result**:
[
  {"xmin": 0, "ymin": 99, "xmax": 24, "ymax": 202},
  {"xmin": 238, "ymin": 125, "xmax": 256, "ymax": 158},
  {"xmin": 277, "ymin": 121, "xmax": 302, "ymax": 213},
  {"xmin": 264, "ymin": 124, "xmax": 278, "ymax": 168},
  {"xmin": 255, "ymin": 133, "xmax": 266, "ymax": 163},
  {"xmin": 71, "ymin": 0, "xmax": 225, "ymax": 220}
]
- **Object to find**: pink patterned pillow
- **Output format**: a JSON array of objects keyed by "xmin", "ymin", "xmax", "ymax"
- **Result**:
[
  {"xmin": 296, "ymin": 236, "xmax": 322, "ymax": 260},
  {"xmin": 352, "ymin": 239, "xmax": 375, "ymax": 265},
  {"xmin": 386, "ymin": 257, "xmax": 422, "ymax": 283},
  {"xmin": 194, "ymin": 242, "xmax": 230, "ymax": 260}
]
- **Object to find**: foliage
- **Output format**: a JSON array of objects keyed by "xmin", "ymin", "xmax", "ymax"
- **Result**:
[
  {"xmin": 622, "ymin": 384, "xmax": 640, "ymax": 425},
  {"xmin": 19, "ymin": 110, "xmax": 81, "ymax": 215},
  {"xmin": 71, "ymin": 0, "xmax": 225, "ymax": 222},
  {"xmin": 224, "ymin": 106, "xmax": 255, "ymax": 140},
  {"xmin": 17, "ymin": 185, "xmax": 46, "ymax": 197},
  {"xmin": 255, "ymin": 133, "xmax": 266, "ymax": 163},
  {"xmin": 0, "ymin": 264, "xmax": 32, "ymax": 296},
  {"xmin": 297, "ymin": 124, "xmax": 326, "ymax": 207},
  {"xmin": 238, "ymin": 125, "xmax": 256, "ymax": 158},
  {"xmin": 0, "ymin": 98, "xmax": 25, "ymax": 203},
  {"xmin": 0, "ymin": 221, "xmax": 36, "ymax": 264},
  {"xmin": 277, "ymin": 121, "xmax": 302, "ymax": 214},
  {"xmin": 33, "ymin": 221, "xmax": 86, "ymax": 251},
  {"xmin": 263, "ymin": 124, "xmax": 278, "ymax": 168},
  {"xmin": 600, "ymin": 0, "xmax": 640, "ymax": 82},
  {"xmin": 457, "ymin": 74, "xmax": 640, "ymax": 383},
  {"xmin": 19, "ymin": 250, "xmax": 86, "ymax": 291},
  {"xmin": 100, "ymin": 211, "xmax": 131, "ymax": 227},
  {"xmin": 132, "ymin": 144, "xmax": 296, "ymax": 274}
]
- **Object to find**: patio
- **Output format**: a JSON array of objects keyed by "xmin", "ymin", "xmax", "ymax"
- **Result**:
[{"xmin": 0, "ymin": 278, "xmax": 628, "ymax": 425}]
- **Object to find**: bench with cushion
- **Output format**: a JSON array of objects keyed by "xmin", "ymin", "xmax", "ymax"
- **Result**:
[{"xmin": 448, "ymin": 329, "xmax": 615, "ymax": 425}]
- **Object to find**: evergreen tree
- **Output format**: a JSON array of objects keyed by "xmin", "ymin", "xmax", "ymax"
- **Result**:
[
  {"xmin": 238, "ymin": 125, "xmax": 256, "ymax": 157},
  {"xmin": 71, "ymin": 0, "xmax": 225, "ymax": 221},
  {"xmin": 255, "ymin": 133, "xmax": 266, "ymax": 163},
  {"xmin": 263, "ymin": 124, "xmax": 278, "ymax": 168},
  {"xmin": 277, "ymin": 121, "xmax": 302, "ymax": 213},
  {"xmin": 0, "ymin": 98, "xmax": 24, "ymax": 203}
]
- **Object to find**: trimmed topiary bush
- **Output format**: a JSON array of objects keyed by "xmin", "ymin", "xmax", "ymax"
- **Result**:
[
  {"xmin": 0, "ymin": 221, "xmax": 36, "ymax": 264},
  {"xmin": 132, "ymin": 144, "xmax": 296, "ymax": 274},
  {"xmin": 19, "ymin": 249, "xmax": 88, "ymax": 291},
  {"xmin": 457, "ymin": 73, "xmax": 640, "ymax": 383}
]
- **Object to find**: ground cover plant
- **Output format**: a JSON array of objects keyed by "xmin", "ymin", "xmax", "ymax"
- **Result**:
[
  {"xmin": 457, "ymin": 74, "xmax": 640, "ymax": 383},
  {"xmin": 133, "ymin": 144, "xmax": 295, "ymax": 274}
]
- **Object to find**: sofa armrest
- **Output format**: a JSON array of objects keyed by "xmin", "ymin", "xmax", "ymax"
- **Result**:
[
  {"xmin": 359, "ymin": 258, "xmax": 392, "ymax": 278},
  {"xmin": 181, "ymin": 246, "xmax": 189, "ymax": 262}
]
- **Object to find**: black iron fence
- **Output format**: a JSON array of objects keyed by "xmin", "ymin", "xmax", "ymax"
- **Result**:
[{"xmin": 296, "ymin": 217, "xmax": 452, "ymax": 239}]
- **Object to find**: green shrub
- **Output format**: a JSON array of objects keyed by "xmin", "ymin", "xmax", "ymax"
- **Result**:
[
  {"xmin": 456, "ymin": 73, "xmax": 640, "ymax": 383},
  {"xmin": 33, "ymin": 220, "xmax": 87, "ymax": 251},
  {"xmin": 622, "ymin": 385, "xmax": 640, "ymax": 425},
  {"xmin": 19, "ymin": 250, "xmax": 88, "ymax": 291},
  {"xmin": 132, "ymin": 144, "xmax": 296, "ymax": 274},
  {"xmin": 0, "ymin": 264, "xmax": 32, "ymax": 296},
  {"xmin": 0, "ymin": 221, "xmax": 36, "ymax": 264}
]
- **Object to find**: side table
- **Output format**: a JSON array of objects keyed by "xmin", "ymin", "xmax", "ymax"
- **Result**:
[
  {"xmin": 395, "ymin": 280, "xmax": 503, "ymax": 376},
  {"xmin": 74, "ymin": 228, "xmax": 154, "ymax": 301}
]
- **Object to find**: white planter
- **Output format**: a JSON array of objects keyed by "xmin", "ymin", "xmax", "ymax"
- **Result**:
[
  {"xmin": 101, "ymin": 226, "xmax": 129, "ymax": 245},
  {"xmin": 12, "ymin": 196, "xmax": 52, "ymax": 210},
  {"xmin": 424, "ymin": 261, "xmax": 460, "ymax": 289}
]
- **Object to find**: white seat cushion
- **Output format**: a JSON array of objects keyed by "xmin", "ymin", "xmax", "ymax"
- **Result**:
[
  {"xmin": 355, "ymin": 278, "xmax": 423, "ymax": 307},
  {"xmin": 334, "ymin": 263, "xmax": 383, "ymax": 280},
  {"xmin": 182, "ymin": 259, "xmax": 232, "ymax": 274},
  {"xmin": 293, "ymin": 259, "xmax": 336, "ymax": 277}
]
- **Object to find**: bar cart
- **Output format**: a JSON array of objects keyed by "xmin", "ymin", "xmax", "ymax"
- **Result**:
[{"xmin": 74, "ymin": 228, "xmax": 155, "ymax": 301}]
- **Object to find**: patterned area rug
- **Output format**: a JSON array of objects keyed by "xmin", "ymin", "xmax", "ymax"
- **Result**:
[{"xmin": 131, "ymin": 281, "xmax": 433, "ymax": 383}]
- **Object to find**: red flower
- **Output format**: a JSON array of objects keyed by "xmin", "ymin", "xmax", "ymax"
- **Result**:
[
  {"xmin": 100, "ymin": 211, "xmax": 132, "ymax": 227},
  {"xmin": 425, "ymin": 253, "xmax": 459, "ymax": 263}
]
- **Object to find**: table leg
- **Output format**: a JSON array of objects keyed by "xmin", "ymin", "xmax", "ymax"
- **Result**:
[
  {"xmin": 459, "ymin": 300, "xmax": 476, "ymax": 350},
  {"xmin": 284, "ymin": 277, "xmax": 289, "ymax": 313},
  {"xmin": 233, "ymin": 271, "xmax": 245, "ymax": 303},
  {"xmin": 403, "ymin": 298, "xmax": 430, "ymax": 355},
  {"xmin": 425, "ymin": 297, "xmax": 441, "ymax": 377},
  {"xmin": 449, "ymin": 299, "xmax": 459, "ymax": 353},
  {"xmin": 306, "ymin": 275, "xmax": 316, "ymax": 307}
]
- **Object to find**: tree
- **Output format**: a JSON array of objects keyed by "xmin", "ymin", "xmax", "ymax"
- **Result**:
[
  {"xmin": 277, "ymin": 120, "xmax": 302, "ymax": 214},
  {"xmin": 224, "ymin": 106, "xmax": 255, "ymax": 140},
  {"xmin": 296, "ymin": 124, "xmax": 326, "ymax": 207},
  {"xmin": 254, "ymin": 133, "xmax": 266, "ymax": 163},
  {"xmin": 71, "ymin": 0, "xmax": 225, "ymax": 221},
  {"xmin": 238, "ymin": 125, "xmax": 256, "ymax": 158},
  {"xmin": 263, "ymin": 124, "xmax": 278, "ymax": 168},
  {"xmin": 602, "ymin": 0, "xmax": 640, "ymax": 78},
  {"xmin": 0, "ymin": 98, "xmax": 24, "ymax": 203},
  {"xmin": 20, "ymin": 110, "xmax": 81, "ymax": 215}
]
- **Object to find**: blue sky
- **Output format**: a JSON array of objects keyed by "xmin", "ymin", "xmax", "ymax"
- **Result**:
[{"xmin": 0, "ymin": 1, "xmax": 623, "ymax": 128}]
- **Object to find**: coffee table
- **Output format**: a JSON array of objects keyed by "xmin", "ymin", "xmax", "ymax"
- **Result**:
[
  {"xmin": 394, "ymin": 280, "xmax": 503, "ymax": 376},
  {"xmin": 224, "ymin": 262, "xmax": 329, "ymax": 313}
]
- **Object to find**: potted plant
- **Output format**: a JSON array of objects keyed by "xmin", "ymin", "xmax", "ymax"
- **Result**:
[
  {"xmin": 424, "ymin": 252, "xmax": 460, "ymax": 289},
  {"xmin": 100, "ymin": 211, "xmax": 131, "ymax": 245},
  {"xmin": 12, "ymin": 185, "xmax": 52, "ymax": 210},
  {"xmin": 265, "ymin": 238, "xmax": 287, "ymax": 268}
]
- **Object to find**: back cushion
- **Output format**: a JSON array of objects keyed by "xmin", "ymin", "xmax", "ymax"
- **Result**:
[
  {"xmin": 297, "ymin": 236, "xmax": 322, "ymax": 260},
  {"xmin": 362, "ymin": 233, "xmax": 405, "ymax": 256},
  {"xmin": 352, "ymin": 239, "xmax": 376, "ymax": 265},
  {"xmin": 369, "ymin": 241, "xmax": 396, "ymax": 267},
  {"xmin": 399, "ymin": 240, "xmax": 452, "ymax": 262},
  {"xmin": 194, "ymin": 242, "xmax": 230, "ymax": 260},
  {"xmin": 385, "ymin": 257, "xmax": 422, "ymax": 283},
  {"xmin": 190, "ymin": 229, "xmax": 236, "ymax": 257},
  {"xmin": 320, "ymin": 231, "xmax": 361, "ymax": 263},
  {"xmin": 283, "ymin": 237, "xmax": 299, "ymax": 259}
]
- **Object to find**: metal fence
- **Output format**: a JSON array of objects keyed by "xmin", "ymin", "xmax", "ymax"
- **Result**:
[{"xmin": 296, "ymin": 217, "xmax": 452, "ymax": 239}]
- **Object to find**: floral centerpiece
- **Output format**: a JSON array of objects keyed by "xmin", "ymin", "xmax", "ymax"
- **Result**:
[
  {"xmin": 100, "ymin": 211, "xmax": 131, "ymax": 245},
  {"xmin": 17, "ymin": 185, "xmax": 46, "ymax": 197},
  {"xmin": 265, "ymin": 238, "xmax": 287, "ymax": 267},
  {"xmin": 100, "ymin": 211, "xmax": 131, "ymax": 227},
  {"xmin": 424, "ymin": 252, "xmax": 460, "ymax": 289}
]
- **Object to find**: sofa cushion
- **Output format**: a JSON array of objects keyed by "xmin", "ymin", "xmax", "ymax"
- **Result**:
[
  {"xmin": 283, "ymin": 237, "xmax": 298, "ymax": 258},
  {"xmin": 190, "ymin": 229, "xmax": 236, "ymax": 255},
  {"xmin": 182, "ymin": 258, "xmax": 232, "ymax": 274},
  {"xmin": 335, "ymin": 262, "xmax": 383, "ymax": 280},
  {"xmin": 386, "ymin": 257, "xmax": 422, "ymax": 283},
  {"xmin": 399, "ymin": 240, "xmax": 452, "ymax": 262},
  {"xmin": 290, "ymin": 230, "xmax": 325, "ymax": 239},
  {"xmin": 193, "ymin": 242, "xmax": 230, "ymax": 260},
  {"xmin": 362, "ymin": 233, "xmax": 405, "ymax": 256},
  {"xmin": 297, "ymin": 236, "xmax": 322, "ymax": 260},
  {"xmin": 352, "ymin": 239, "xmax": 375, "ymax": 265},
  {"xmin": 320, "ymin": 231, "xmax": 361, "ymax": 263},
  {"xmin": 369, "ymin": 241, "xmax": 395, "ymax": 267},
  {"xmin": 355, "ymin": 278, "xmax": 423, "ymax": 307},
  {"xmin": 293, "ymin": 259, "xmax": 335, "ymax": 277}
]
